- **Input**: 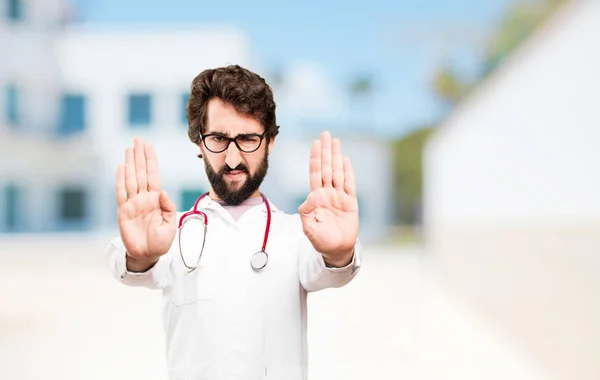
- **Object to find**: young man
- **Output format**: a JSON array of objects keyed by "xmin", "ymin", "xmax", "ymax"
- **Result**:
[{"xmin": 105, "ymin": 65, "xmax": 362, "ymax": 380}]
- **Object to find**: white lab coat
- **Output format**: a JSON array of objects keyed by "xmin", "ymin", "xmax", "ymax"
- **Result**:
[{"xmin": 105, "ymin": 196, "xmax": 362, "ymax": 380}]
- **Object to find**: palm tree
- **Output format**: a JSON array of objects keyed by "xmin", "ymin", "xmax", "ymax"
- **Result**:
[{"xmin": 348, "ymin": 74, "xmax": 374, "ymax": 133}]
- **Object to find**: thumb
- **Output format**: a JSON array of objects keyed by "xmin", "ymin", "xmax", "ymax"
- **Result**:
[
  {"xmin": 299, "ymin": 193, "xmax": 318, "ymax": 239},
  {"xmin": 159, "ymin": 190, "xmax": 177, "ymax": 223},
  {"xmin": 298, "ymin": 192, "xmax": 316, "ymax": 217}
]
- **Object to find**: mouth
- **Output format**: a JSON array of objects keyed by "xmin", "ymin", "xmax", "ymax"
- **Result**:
[{"xmin": 224, "ymin": 170, "xmax": 246, "ymax": 178}]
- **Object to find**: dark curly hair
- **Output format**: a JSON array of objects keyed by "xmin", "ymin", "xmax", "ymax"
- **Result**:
[{"xmin": 186, "ymin": 65, "xmax": 280, "ymax": 150}]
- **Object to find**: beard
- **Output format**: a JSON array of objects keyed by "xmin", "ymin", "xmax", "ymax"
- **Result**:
[{"xmin": 204, "ymin": 153, "xmax": 269, "ymax": 206}]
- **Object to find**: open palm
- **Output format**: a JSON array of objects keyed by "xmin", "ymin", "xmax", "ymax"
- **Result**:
[
  {"xmin": 298, "ymin": 132, "xmax": 359, "ymax": 265},
  {"xmin": 116, "ymin": 138, "xmax": 177, "ymax": 267}
]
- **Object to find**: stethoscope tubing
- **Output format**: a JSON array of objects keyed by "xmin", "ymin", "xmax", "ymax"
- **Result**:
[{"xmin": 178, "ymin": 192, "xmax": 272, "ymax": 272}]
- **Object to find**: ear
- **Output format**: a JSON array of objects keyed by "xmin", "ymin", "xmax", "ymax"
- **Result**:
[{"xmin": 197, "ymin": 143, "xmax": 205, "ymax": 159}]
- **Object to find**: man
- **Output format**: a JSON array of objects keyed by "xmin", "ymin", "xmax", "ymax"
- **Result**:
[{"xmin": 105, "ymin": 65, "xmax": 362, "ymax": 380}]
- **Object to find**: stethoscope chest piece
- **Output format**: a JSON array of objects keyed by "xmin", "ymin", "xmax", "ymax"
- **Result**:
[{"xmin": 250, "ymin": 250, "xmax": 268, "ymax": 271}]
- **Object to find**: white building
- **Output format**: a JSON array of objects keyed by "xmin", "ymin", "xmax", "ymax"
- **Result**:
[
  {"xmin": 0, "ymin": 0, "xmax": 392, "ymax": 243},
  {"xmin": 424, "ymin": 1, "xmax": 600, "ymax": 379}
]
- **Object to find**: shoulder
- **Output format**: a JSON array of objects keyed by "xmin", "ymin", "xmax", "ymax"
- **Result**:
[
  {"xmin": 269, "ymin": 204, "xmax": 304, "ymax": 231},
  {"xmin": 271, "ymin": 208, "xmax": 300, "ymax": 225}
]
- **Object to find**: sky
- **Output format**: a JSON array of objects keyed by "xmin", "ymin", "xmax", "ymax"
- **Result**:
[{"xmin": 71, "ymin": 0, "xmax": 516, "ymax": 138}]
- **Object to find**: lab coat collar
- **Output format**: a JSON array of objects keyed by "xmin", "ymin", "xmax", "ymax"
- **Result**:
[{"xmin": 192, "ymin": 193, "xmax": 281, "ymax": 221}]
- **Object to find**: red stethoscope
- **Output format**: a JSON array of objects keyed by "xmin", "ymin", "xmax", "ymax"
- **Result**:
[{"xmin": 177, "ymin": 192, "xmax": 272, "ymax": 272}]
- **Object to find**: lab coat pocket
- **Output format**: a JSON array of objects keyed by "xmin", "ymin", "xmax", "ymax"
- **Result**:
[{"xmin": 169, "ymin": 269, "xmax": 218, "ymax": 306}]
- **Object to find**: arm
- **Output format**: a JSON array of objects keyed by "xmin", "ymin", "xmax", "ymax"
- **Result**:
[
  {"xmin": 298, "ymin": 131, "xmax": 362, "ymax": 292},
  {"xmin": 299, "ymin": 232, "xmax": 362, "ymax": 292},
  {"xmin": 108, "ymin": 137, "xmax": 177, "ymax": 289}
]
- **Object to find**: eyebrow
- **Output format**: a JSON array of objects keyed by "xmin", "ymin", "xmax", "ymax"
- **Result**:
[
  {"xmin": 204, "ymin": 131, "xmax": 228, "ymax": 136},
  {"xmin": 205, "ymin": 131, "xmax": 262, "ymax": 137}
]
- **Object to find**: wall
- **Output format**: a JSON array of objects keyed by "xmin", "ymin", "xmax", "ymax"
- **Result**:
[{"xmin": 423, "ymin": 1, "xmax": 600, "ymax": 379}]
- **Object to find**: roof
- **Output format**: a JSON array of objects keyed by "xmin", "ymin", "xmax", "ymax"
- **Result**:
[{"xmin": 429, "ymin": 0, "xmax": 586, "ymax": 141}]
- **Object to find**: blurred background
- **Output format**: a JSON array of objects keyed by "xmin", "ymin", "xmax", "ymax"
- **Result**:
[{"xmin": 1, "ymin": 0, "xmax": 599, "ymax": 379}]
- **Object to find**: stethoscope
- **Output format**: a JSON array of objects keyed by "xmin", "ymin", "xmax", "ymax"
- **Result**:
[{"xmin": 177, "ymin": 192, "xmax": 271, "ymax": 272}]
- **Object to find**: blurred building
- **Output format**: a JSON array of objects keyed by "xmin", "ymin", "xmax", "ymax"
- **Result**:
[
  {"xmin": 0, "ymin": 0, "xmax": 392, "ymax": 243},
  {"xmin": 423, "ymin": 1, "xmax": 600, "ymax": 379}
]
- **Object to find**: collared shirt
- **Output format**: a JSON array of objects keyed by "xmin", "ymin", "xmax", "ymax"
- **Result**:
[{"xmin": 105, "ymin": 196, "xmax": 362, "ymax": 380}]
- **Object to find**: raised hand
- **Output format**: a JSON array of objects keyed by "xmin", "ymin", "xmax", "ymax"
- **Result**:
[
  {"xmin": 298, "ymin": 131, "xmax": 359, "ymax": 267},
  {"xmin": 116, "ymin": 138, "xmax": 177, "ymax": 271}
]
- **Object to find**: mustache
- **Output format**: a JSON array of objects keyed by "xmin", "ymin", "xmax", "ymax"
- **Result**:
[{"xmin": 221, "ymin": 164, "xmax": 249, "ymax": 174}]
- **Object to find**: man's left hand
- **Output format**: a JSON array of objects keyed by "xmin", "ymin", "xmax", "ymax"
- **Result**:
[{"xmin": 298, "ymin": 131, "xmax": 359, "ymax": 267}]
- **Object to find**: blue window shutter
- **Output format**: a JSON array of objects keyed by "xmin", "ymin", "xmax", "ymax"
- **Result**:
[
  {"xmin": 59, "ymin": 94, "xmax": 86, "ymax": 135},
  {"xmin": 58, "ymin": 188, "xmax": 86, "ymax": 221},
  {"xmin": 180, "ymin": 189, "xmax": 205, "ymax": 211},
  {"xmin": 4, "ymin": 183, "xmax": 21, "ymax": 231},
  {"xmin": 128, "ymin": 94, "xmax": 152, "ymax": 127},
  {"xmin": 5, "ymin": 85, "xmax": 18, "ymax": 127},
  {"xmin": 8, "ymin": 0, "xmax": 23, "ymax": 21}
]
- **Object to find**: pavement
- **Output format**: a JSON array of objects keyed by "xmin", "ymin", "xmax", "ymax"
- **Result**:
[{"xmin": 0, "ymin": 234, "xmax": 548, "ymax": 379}]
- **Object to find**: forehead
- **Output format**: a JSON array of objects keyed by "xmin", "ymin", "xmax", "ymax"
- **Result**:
[{"xmin": 206, "ymin": 98, "xmax": 263, "ymax": 135}]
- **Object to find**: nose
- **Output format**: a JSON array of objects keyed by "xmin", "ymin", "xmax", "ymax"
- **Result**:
[{"xmin": 225, "ymin": 141, "xmax": 242, "ymax": 169}]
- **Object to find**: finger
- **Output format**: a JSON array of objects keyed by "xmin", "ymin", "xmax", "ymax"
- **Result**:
[
  {"xmin": 343, "ymin": 156, "xmax": 356, "ymax": 197},
  {"xmin": 145, "ymin": 142, "xmax": 162, "ymax": 191},
  {"xmin": 321, "ymin": 131, "xmax": 333, "ymax": 187},
  {"xmin": 134, "ymin": 138, "xmax": 148, "ymax": 192},
  {"xmin": 125, "ymin": 147, "xmax": 138, "ymax": 197},
  {"xmin": 332, "ymin": 138, "xmax": 344, "ymax": 190},
  {"xmin": 116, "ymin": 164, "xmax": 127, "ymax": 206},
  {"xmin": 159, "ymin": 191, "xmax": 177, "ymax": 224},
  {"xmin": 309, "ymin": 139, "xmax": 322, "ymax": 191}
]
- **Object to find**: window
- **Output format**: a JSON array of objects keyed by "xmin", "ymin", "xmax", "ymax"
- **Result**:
[
  {"xmin": 7, "ymin": 0, "xmax": 22, "ymax": 21},
  {"xmin": 128, "ymin": 93, "xmax": 152, "ymax": 127},
  {"xmin": 180, "ymin": 188, "xmax": 206, "ymax": 211},
  {"xmin": 5, "ymin": 84, "xmax": 18, "ymax": 127},
  {"xmin": 181, "ymin": 92, "xmax": 189, "ymax": 125},
  {"xmin": 58, "ymin": 187, "xmax": 87, "ymax": 222},
  {"xmin": 3, "ymin": 183, "xmax": 22, "ymax": 231},
  {"xmin": 59, "ymin": 94, "xmax": 86, "ymax": 135}
]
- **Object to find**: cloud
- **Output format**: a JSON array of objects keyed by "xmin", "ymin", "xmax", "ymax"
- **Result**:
[{"xmin": 275, "ymin": 60, "xmax": 348, "ymax": 123}]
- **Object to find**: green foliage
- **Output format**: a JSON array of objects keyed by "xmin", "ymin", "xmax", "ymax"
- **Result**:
[
  {"xmin": 350, "ymin": 76, "xmax": 373, "ymax": 96},
  {"xmin": 391, "ymin": 126, "xmax": 435, "ymax": 225},
  {"xmin": 387, "ymin": 0, "xmax": 567, "ymax": 227},
  {"xmin": 388, "ymin": 1, "xmax": 568, "ymax": 226},
  {"xmin": 431, "ymin": 0, "xmax": 568, "ymax": 105},
  {"xmin": 483, "ymin": 0, "xmax": 567, "ymax": 75},
  {"xmin": 431, "ymin": 67, "xmax": 471, "ymax": 107}
]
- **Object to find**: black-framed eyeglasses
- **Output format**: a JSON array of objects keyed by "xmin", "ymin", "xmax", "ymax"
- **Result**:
[{"xmin": 200, "ymin": 132, "xmax": 266, "ymax": 154}]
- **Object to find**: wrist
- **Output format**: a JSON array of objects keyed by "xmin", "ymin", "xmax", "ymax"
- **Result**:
[
  {"xmin": 323, "ymin": 249, "xmax": 354, "ymax": 268},
  {"xmin": 125, "ymin": 252, "xmax": 159, "ymax": 273}
]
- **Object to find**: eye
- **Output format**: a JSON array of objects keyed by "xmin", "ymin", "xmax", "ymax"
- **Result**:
[
  {"xmin": 240, "ymin": 135, "xmax": 260, "ymax": 142},
  {"xmin": 210, "ymin": 135, "xmax": 225, "ymax": 142}
]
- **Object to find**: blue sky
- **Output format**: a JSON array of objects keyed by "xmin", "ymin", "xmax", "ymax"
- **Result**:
[{"xmin": 72, "ymin": 0, "xmax": 515, "ymax": 138}]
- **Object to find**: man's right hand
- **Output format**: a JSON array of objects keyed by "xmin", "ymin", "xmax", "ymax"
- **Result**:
[{"xmin": 116, "ymin": 138, "xmax": 177, "ymax": 272}]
